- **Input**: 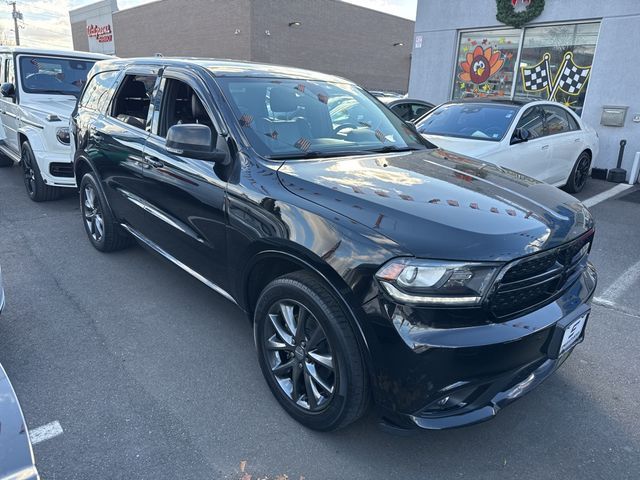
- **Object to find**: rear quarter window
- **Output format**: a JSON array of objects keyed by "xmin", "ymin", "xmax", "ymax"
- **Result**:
[{"xmin": 79, "ymin": 70, "xmax": 119, "ymax": 112}]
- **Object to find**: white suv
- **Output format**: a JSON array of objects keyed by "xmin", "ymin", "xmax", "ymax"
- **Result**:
[{"xmin": 0, "ymin": 47, "xmax": 110, "ymax": 201}]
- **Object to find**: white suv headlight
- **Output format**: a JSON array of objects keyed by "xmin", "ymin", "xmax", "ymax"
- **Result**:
[
  {"xmin": 56, "ymin": 127, "xmax": 70, "ymax": 145},
  {"xmin": 375, "ymin": 258, "xmax": 501, "ymax": 306}
]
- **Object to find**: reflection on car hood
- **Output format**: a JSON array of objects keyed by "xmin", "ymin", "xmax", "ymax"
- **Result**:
[
  {"xmin": 277, "ymin": 148, "xmax": 593, "ymax": 261},
  {"xmin": 23, "ymin": 97, "xmax": 77, "ymax": 122},
  {"xmin": 421, "ymin": 134, "xmax": 503, "ymax": 159}
]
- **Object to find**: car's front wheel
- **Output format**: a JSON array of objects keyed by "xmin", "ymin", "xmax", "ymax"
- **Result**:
[
  {"xmin": 21, "ymin": 141, "xmax": 61, "ymax": 202},
  {"xmin": 565, "ymin": 151, "xmax": 591, "ymax": 193},
  {"xmin": 79, "ymin": 172, "xmax": 132, "ymax": 252},
  {"xmin": 254, "ymin": 271, "xmax": 369, "ymax": 431}
]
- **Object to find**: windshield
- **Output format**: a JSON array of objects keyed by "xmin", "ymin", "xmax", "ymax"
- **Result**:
[
  {"xmin": 19, "ymin": 55, "xmax": 97, "ymax": 96},
  {"xmin": 215, "ymin": 77, "xmax": 429, "ymax": 159},
  {"xmin": 416, "ymin": 103, "xmax": 518, "ymax": 142}
]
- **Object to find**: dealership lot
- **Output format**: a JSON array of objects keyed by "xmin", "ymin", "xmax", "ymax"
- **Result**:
[{"xmin": 0, "ymin": 166, "xmax": 638, "ymax": 479}]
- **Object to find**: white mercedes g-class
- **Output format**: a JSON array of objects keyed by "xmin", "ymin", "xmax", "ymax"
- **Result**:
[{"xmin": 0, "ymin": 47, "xmax": 110, "ymax": 201}]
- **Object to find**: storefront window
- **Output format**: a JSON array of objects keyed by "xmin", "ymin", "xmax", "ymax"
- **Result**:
[
  {"xmin": 452, "ymin": 29, "xmax": 520, "ymax": 99},
  {"xmin": 515, "ymin": 22, "xmax": 600, "ymax": 115}
]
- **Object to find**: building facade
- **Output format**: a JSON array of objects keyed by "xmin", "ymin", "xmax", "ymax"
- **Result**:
[
  {"xmin": 409, "ymin": 0, "xmax": 640, "ymax": 173},
  {"xmin": 69, "ymin": 0, "xmax": 414, "ymax": 92}
]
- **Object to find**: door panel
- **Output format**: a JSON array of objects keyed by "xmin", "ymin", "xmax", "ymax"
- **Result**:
[
  {"xmin": 542, "ymin": 105, "xmax": 582, "ymax": 185},
  {"xmin": 92, "ymin": 70, "xmax": 159, "ymax": 228},
  {"xmin": 135, "ymin": 72, "xmax": 230, "ymax": 291},
  {"xmin": 140, "ymin": 135, "xmax": 229, "ymax": 289},
  {"xmin": 1, "ymin": 56, "xmax": 19, "ymax": 153},
  {"xmin": 491, "ymin": 106, "xmax": 552, "ymax": 182}
]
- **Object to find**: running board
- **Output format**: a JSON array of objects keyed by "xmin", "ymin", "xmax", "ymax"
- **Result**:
[
  {"xmin": 120, "ymin": 223, "xmax": 237, "ymax": 305},
  {"xmin": 0, "ymin": 143, "xmax": 20, "ymax": 162}
]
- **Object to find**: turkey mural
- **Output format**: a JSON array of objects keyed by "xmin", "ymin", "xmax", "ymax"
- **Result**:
[{"xmin": 459, "ymin": 46, "xmax": 505, "ymax": 85}]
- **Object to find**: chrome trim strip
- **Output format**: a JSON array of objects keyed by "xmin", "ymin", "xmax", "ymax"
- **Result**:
[
  {"xmin": 0, "ymin": 144, "xmax": 19, "ymax": 161},
  {"xmin": 117, "ymin": 188, "xmax": 204, "ymax": 243},
  {"xmin": 120, "ymin": 223, "xmax": 237, "ymax": 304}
]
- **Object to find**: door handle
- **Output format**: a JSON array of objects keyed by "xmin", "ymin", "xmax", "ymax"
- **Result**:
[
  {"xmin": 574, "ymin": 138, "xmax": 581, "ymax": 143},
  {"xmin": 144, "ymin": 155, "xmax": 164, "ymax": 168},
  {"xmin": 541, "ymin": 145, "xmax": 550, "ymax": 150}
]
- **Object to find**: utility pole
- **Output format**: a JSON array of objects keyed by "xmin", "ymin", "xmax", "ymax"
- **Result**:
[{"xmin": 9, "ymin": 1, "xmax": 21, "ymax": 46}]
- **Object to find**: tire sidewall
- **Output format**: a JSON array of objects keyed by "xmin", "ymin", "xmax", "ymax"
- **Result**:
[
  {"xmin": 568, "ymin": 152, "xmax": 591, "ymax": 193},
  {"xmin": 79, "ymin": 172, "xmax": 107, "ymax": 251},
  {"xmin": 21, "ymin": 142, "xmax": 39, "ymax": 200},
  {"xmin": 254, "ymin": 278, "xmax": 355, "ymax": 431}
]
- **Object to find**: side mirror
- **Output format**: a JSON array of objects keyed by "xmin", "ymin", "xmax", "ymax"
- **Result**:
[
  {"xmin": 511, "ymin": 127, "xmax": 530, "ymax": 145},
  {"xmin": 0, "ymin": 83, "xmax": 15, "ymax": 98},
  {"xmin": 166, "ymin": 124, "xmax": 226, "ymax": 162}
]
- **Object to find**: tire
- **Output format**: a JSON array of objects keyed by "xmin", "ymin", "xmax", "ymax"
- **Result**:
[
  {"xmin": 21, "ymin": 141, "xmax": 61, "ymax": 202},
  {"xmin": 254, "ymin": 271, "xmax": 369, "ymax": 431},
  {"xmin": 79, "ymin": 172, "xmax": 132, "ymax": 252},
  {"xmin": 565, "ymin": 151, "xmax": 591, "ymax": 194}
]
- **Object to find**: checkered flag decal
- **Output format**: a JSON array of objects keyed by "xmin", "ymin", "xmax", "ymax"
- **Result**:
[
  {"xmin": 521, "ymin": 54, "xmax": 551, "ymax": 93},
  {"xmin": 555, "ymin": 53, "xmax": 591, "ymax": 95}
]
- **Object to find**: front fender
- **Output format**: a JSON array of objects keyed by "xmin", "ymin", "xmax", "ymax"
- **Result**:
[{"xmin": 17, "ymin": 125, "xmax": 46, "ymax": 152}]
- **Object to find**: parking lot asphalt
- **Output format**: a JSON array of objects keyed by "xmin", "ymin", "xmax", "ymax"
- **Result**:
[{"xmin": 0, "ymin": 165, "xmax": 639, "ymax": 480}]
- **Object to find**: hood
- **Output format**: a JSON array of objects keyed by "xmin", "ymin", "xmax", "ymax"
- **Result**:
[
  {"xmin": 22, "ymin": 96, "xmax": 77, "ymax": 122},
  {"xmin": 422, "ymin": 134, "xmax": 503, "ymax": 159},
  {"xmin": 277, "ymin": 148, "xmax": 593, "ymax": 262}
]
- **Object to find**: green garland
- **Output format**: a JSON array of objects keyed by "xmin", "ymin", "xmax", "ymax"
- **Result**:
[{"xmin": 496, "ymin": 0, "xmax": 545, "ymax": 29}]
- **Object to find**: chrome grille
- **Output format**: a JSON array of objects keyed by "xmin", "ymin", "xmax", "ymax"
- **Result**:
[{"xmin": 490, "ymin": 230, "xmax": 594, "ymax": 318}]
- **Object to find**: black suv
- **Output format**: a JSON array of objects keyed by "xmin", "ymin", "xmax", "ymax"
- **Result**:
[{"xmin": 71, "ymin": 58, "xmax": 597, "ymax": 432}]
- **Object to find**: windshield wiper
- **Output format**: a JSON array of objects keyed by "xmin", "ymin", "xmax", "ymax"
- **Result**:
[
  {"xmin": 267, "ymin": 150, "xmax": 374, "ymax": 160},
  {"xmin": 366, "ymin": 145, "xmax": 422, "ymax": 153}
]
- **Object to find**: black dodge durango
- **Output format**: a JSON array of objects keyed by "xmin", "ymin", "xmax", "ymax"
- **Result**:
[{"xmin": 71, "ymin": 58, "xmax": 597, "ymax": 432}]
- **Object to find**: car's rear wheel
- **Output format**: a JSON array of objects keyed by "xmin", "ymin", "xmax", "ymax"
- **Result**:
[
  {"xmin": 565, "ymin": 151, "xmax": 591, "ymax": 193},
  {"xmin": 21, "ymin": 142, "xmax": 61, "ymax": 202},
  {"xmin": 254, "ymin": 271, "xmax": 369, "ymax": 431},
  {"xmin": 79, "ymin": 172, "xmax": 132, "ymax": 252}
]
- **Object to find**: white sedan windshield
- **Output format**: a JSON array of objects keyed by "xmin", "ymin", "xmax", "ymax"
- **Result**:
[{"xmin": 416, "ymin": 103, "xmax": 518, "ymax": 142}]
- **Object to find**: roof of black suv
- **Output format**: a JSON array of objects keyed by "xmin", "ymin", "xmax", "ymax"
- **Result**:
[{"xmin": 92, "ymin": 57, "xmax": 353, "ymax": 84}]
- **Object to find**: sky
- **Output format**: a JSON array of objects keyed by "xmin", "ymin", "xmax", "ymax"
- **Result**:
[{"xmin": 0, "ymin": 0, "xmax": 417, "ymax": 49}]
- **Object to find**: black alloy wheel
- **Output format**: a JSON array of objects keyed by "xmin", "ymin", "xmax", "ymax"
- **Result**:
[
  {"xmin": 566, "ymin": 151, "xmax": 591, "ymax": 193},
  {"xmin": 20, "ymin": 141, "xmax": 61, "ymax": 202},
  {"xmin": 264, "ymin": 299, "xmax": 336, "ymax": 411},
  {"xmin": 255, "ymin": 271, "xmax": 369, "ymax": 431},
  {"xmin": 79, "ymin": 172, "xmax": 132, "ymax": 252},
  {"xmin": 82, "ymin": 182, "xmax": 105, "ymax": 244}
]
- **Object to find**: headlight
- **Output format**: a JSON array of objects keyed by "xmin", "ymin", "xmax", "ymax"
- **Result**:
[
  {"xmin": 375, "ymin": 258, "xmax": 501, "ymax": 306},
  {"xmin": 56, "ymin": 127, "xmax": 70, "ymax": 145}
]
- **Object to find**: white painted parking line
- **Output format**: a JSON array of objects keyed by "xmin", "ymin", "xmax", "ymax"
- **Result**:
[
  {"xmin": 29, "ymin": 421, "xmax": 63, "ymax": 445},
  {"xmin": 582, "ymin": 183, "xmax": 633, "ymax": 208},
  {"xmin": 599, "ymin": 257, "xmax": 640, "ymax": 302}
]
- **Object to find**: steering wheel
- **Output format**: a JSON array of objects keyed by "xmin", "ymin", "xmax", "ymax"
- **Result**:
[{"xmin": 333, "ymin": 123, "xmax": 360, "ymax": 135}]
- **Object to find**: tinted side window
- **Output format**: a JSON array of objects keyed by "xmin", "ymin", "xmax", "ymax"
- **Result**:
[
  {"xmin": 110, "ymin": 74, "xmax": 155, "ymax": 130},
  {"xmin": 515, "ymin": 107, "xmax": 545, "ymax": 138},
  {"xmin": 392, "ymin": 103, "xmax": 432, "ymax": 122},
  {"xmin": 79, "ymin": 70, "xmax": 119, "ymax": 112},
  {"xmin": 156, "ymin": 78, "xmax": 214, "ymax": 138},
  {"xmin": 565, "ymin": 110, "xmax": 580, "ymax": 131},
  {"xmin": 543, "ymin": 106, "xmax": 571, "ymax": 135}
]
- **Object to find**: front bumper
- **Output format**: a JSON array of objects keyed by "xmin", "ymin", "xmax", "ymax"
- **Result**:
[
  {"xmin": 32, "ymin": 149, "xmax": 75, "ymax": 188},
  {"xmin": 362, "ymin": 262, "xmax": 597, "ymax": 430}
]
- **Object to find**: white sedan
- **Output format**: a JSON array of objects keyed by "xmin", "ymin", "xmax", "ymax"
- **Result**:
[{"xmin": 415, "ymin": 99, "xmax": 599, "ymax": 193}]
